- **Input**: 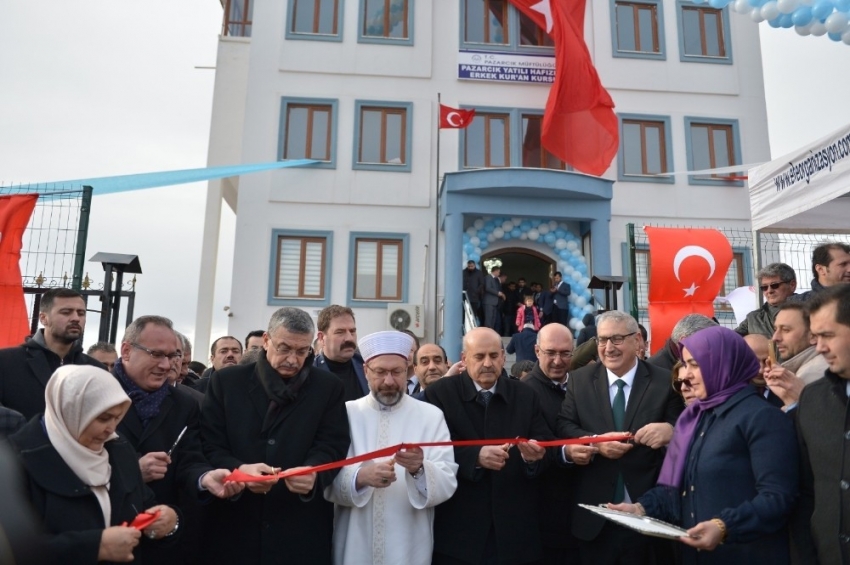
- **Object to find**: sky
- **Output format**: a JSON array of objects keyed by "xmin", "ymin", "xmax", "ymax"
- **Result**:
[{"xmin": 1, "ymin": 1, "xmax": 850, "ymax": 358}]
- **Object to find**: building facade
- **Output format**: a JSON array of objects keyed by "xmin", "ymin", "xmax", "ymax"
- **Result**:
[{"xmin": 196, "ymin": 0, "xmax": 770, "ymax": 360}]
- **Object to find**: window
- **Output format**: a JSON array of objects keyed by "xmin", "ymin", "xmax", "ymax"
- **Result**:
[
  {"xmin": 268, "ymin": 230, "xmax": 332, "ymax": 306},
  {"xmin": 279, "ymin": 97, "xmax": 338, "ymax": 169},
  {"xmin": 360, "ymin": 0, "xmax": 413, "ymax": 44},
  {"xmin": 223, "ymin": 0, "xmax": 253, "ymax": 37},
  {"xmin": 462, "ymin": 107, "xmax": 571, "ymax": 171},
  {"xmin": 612, "ymin": 1, "xmax": 665, "ymax": 60},
  {"xmin": 684, "ymin": 117, "xmax": 742, "ymax": 186},
  {"xmin": 462, "ymin": 0, "xmax": 554, "ymax": 51},
  {"xmin": 714, "ymin": 252, "xmax": 745, "ymax": 311},
  {"xmin": 350, "ymin": 235, "xmax": 408, "ymax": 303},
  {"xmin": 676, "ymin": 1, "xmax": 732, "ymax": 64},
  {"xmin": 287, "ymin": 0, "xmax": 343, "ymax": 41},
  {"xmin": 618, "ymin": 115, "xmax": 673, "ymax": 183},
  {"xmin": 353, "ymin": 101, "xmax": 412, "ymax": 172}
]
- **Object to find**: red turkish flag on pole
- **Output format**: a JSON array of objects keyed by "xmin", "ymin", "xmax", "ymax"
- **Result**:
[
  {"xmin": 439, "ymin": 105, "xmax": 475, "ymax": 129},
  {"xmin": 644, "ymin": 227, "xmax": 733, "ymax": 354},
  {"xmin": 0, "ymin": 194, "xmax": 39, "ymax": 347},
  {"xmin": 507, "ymin": 0, "xmax": 618, "ymax": 176}
]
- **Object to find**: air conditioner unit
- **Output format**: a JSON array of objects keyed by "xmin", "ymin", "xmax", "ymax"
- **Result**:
[{"xmin": 387, "ymin": 304, "xmax": 426, "ymax": 338}]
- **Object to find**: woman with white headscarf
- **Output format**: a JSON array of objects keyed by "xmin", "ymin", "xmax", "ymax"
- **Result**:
[{"xmin": 9, "ymin": 364, "xmax": 178, "ymax": 564}]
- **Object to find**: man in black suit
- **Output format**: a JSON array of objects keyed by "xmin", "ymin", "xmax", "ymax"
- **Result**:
[
  {"xmin": 482, "ymin": 267, "xmax": 505, "ymax": 331},
  {"xmin": 550, "ymin": 272, "xmax": 571, "ymax": 327},
  {"xmin": 522, "ymin": 323, "xmax": 580, "ymax": 564},
  {"xmin": 426, "ymin": 327, "xmax": 552, "ymax": 565},
  {"xmin": 0, "ymin": 288, "xmax": 104, "ymax": 418},
  {"xmin": 113, "ymin": 315, "xmax": 240, "ymax": 565},
  {"xmin": 200, "ymin": 307, "xmax": 350, "ymax": 565},
  {"xmin": 557, "ymin": 311, "xmax": 683, "ymax": 565}
]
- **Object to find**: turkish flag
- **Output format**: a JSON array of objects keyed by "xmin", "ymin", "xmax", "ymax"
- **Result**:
[
  {"xmin": 507, "ymin": 0, "xmax": 618, "ymax": 176},
  {"xmin": 644, "ymin": 227, "xmax": 733, "ymax": 354},
  {"xmin": 0, "ymin": 194, "xmax": 39, "ymax": 347},
  {"xmin": 439, "ymin": 105, "xmax": 475, "ymax": 129}
]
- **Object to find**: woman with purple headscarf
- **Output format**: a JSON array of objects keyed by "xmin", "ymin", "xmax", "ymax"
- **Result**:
[{"xmin": 610, "ymin": 326, "xmax": 798, "ymax": 564}]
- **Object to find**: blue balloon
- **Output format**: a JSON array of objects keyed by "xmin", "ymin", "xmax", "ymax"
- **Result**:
[
  {"xmin": 483, "ymin": 222, "xmax": 495, "ymax": 232},
  {"xmin": 812, "ymin": 0, "xmax": 835, "ymax": 20},
  {"xmin": 779, "ymin": 13, "xmax": 794, "ymax": 27},
  {"xmin": 503, "ymin": 233, "xmax": 512, "ymax": 241},
  {"xmin": 559, "ymin": 251, "xmax": 570, "ymax": 261},
  {"xmin": 477, "ymin": 230, "xmax": 488, "ymax": 240},
  {"xmin": 469, "ymin": 253, "xmax": 479, "ymax": 263},
  {"xmin": 543, "ymin": 233, "xmax": 557, "ymax": 244},
  {"xmin": 463, "ymin": 234, "xmax": 470, "ymax": 244},
  {"xmin": 837, "ymin": 0, "xmax": 850, "ymax": 11},
  {"xmin": 519, "ymin": 221, "xmax": 531, "ymax": 231},
  {"xmin": 829, "ymin": 31, "xmax": 843, "ymax": 40},
  {"xmin": 464, "ymin": 243, "xmax": 473, "ymax": 254},
  {"xmin": 792, "ymin": 7, "xmax": 814, "ymax": 25},
  {"xmin": 747, "ymin": 0, "xmax": 766, "ymax": 6},
  {"xmin": 767, "ymin": 16, "xmax": 783, "ymax": 27},
  {"xmin": 510, "ymin": 228, "xmax": 521, "ymax": 238},
  {"xmin": 530, "ymin": 219, "xmax": 542, "ymax": 228},
  {"xmin": 554, "ymin": 229, "xmax": 566, "ymax": 239},
  {"xmin": 708, "ymin": 0, "xmax": 729, "ymax": 8}
]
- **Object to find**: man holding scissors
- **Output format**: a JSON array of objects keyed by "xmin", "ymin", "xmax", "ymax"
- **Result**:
[{"xmin": 113, "ymin": 315, "xmax": 242, "ymax": 565}]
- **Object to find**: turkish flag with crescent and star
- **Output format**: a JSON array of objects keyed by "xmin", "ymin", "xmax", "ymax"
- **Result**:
[
  {"xmin": 0, "ymin": 194, "xmax": 39, "ymax": 347},
  {"xmin": 439, "ymin": 104, "xmax": 475, "ymax": 129},
  {"xmin": 506, "ymin": 0, "xmax": 618, "ymax": 176},
  {"xmin": 644, "ymin": 227, "xmax": 734, "ymax": 354}
]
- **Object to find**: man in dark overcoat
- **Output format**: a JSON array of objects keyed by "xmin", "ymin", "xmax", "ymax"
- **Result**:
[{"xmin": 200, "ymin": 307, "xmax": 350, "ymax": 565}]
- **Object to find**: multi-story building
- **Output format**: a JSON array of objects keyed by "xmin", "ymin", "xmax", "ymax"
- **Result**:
[{"xmin": 195, "ymin": 0, "xmax": 770, "ymax": 360}]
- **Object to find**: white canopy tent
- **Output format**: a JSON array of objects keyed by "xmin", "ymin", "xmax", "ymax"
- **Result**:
[{"xmin": 749, "ymin": 123, "xmax": 850, "ymax": 234}]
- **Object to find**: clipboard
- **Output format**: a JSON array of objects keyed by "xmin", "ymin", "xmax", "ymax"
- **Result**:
[{"xmin": 578, "ymin": 504, "xmax": 690, "ymax": 540}]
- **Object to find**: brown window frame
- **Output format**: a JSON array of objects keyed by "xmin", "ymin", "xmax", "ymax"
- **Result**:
[
  {"xmin": 464, "ymin": 0, "xmax": 509, "ymax": 45},
  {"xmin": 353, "ymin": 238, "xmax": 404, "ymax": 301},
  {"xmin": 282, "ymin": 103, "xmax": 333, "ymax": 161},
  {"xmin": 357, "ymin": 106, "xmax": 408, "ymax": 165},
  {"xmin": 222, "ymin": 0, "xmax": 253, "ymax": 37},
  {"xmin": 274, "ymin": 236, "xmax": 327, "ymax": 299},
  {"xmin": 464, "ymin": 112, "xmax": 511, "ymax": 169},
  {"xmin": 622, "ymin": 119, "xmax": 668, "ymax": 176},
  {"xmin": 362, "ymin": 0, "xmax": 409, "ymax": 39},
  {"xmin": 518, "ymin": 11, "xmax": 553, "ymax": 47},
  {"xmin": 690, "ymin": 122, "xmax": 736, "ymax": 180},
  {"xmin": 615, "ymin": 1, "xmax": 660, "ymax": 53},
  {"xmin": 682, "ymin": 6, "xmax": 726, "ymax": 58},
  {"xmin": 520, "ymin": 113, "xmax": 567, "ymax": 170},
  {"xmin": 291, "ymin": 0, "xmax": 340, "ymax": 35}
]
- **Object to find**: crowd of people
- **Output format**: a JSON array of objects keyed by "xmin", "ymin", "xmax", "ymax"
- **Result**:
[{"xmin": 0, "ymin": 241, "xmax": 849, "ymax": 564}]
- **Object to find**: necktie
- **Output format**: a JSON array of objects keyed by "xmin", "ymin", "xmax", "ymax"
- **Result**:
[
  {"xmin": 478, "ymin": 390, "xmax": 493, "ymax": 407},
  {"xmin": 407, "ymin": 379, "xmax": 413, "ymax": 395},
  {"xmin": 612, "ymin": 379, "xmax": 626, "ymax": 503}
]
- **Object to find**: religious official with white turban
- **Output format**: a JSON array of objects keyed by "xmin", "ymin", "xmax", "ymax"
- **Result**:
[{"xmin": 325, "ymin": 331, "xmax": 458, "ymax": 565}]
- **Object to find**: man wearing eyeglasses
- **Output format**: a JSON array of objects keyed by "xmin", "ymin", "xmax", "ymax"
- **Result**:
[
  {"xmin": 114, "ymin": 315, "xmax": 243, "ymax": 565},
  {"xmin": 735, "ymin": 262, "xmax": 798, "ymax": 339},
  {"xmin": 200, "ymin": 307, "xmax": 350, "ymax": 565},
  {"xmin": 557, "ymin": 310, "xmax": 683, "ymax": 564},
  {"xmin": 325, "ymin": 331, "xmax": 458, "ymax": 565}
]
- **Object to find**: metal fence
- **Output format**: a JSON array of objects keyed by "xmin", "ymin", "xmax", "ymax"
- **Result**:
[{"xmin": 625, "ymin": 223, "xmax": 847, "ymax": 333}]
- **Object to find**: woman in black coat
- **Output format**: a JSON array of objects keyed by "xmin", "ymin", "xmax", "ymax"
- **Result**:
[{"xmin": 9, "ymin": 364, "xmax": 179, "ymax": 564}]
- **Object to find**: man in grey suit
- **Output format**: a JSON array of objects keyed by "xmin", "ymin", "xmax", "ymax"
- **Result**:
[
  {"xmin": 482, "ymin": 266, "xmax": 505, "ymax": 331},
  {"xmin": 557, "ymin": 310, "xmax": 684, "ymax": 564}
]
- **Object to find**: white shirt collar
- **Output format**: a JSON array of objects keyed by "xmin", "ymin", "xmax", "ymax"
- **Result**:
[
  {"xmin": 472, "ymin": 380, "xmax": 497, "ymax": 394},
  {"xmin": 606, "ymin": 359, "xmax": 638, "ymax": 388}
]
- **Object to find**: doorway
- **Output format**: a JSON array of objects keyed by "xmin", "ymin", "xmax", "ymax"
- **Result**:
[{"xmin": 481, "ymin": 248, "xmax": 557, "ymax": 289}]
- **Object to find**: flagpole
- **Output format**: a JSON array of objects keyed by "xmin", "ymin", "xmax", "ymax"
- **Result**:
[{"xmin": 434, "ymin": 93, "xmax": 442, "ymax": 343}]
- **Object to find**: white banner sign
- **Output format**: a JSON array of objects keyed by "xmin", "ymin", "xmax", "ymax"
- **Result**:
[{"xmin": 457, "ymin": 50, "xmax": 555, "ymax": 84}]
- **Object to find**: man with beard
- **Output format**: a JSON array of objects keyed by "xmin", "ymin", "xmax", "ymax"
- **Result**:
[
  {"xmin": 796, "ymin": 241, "xmax": 850, "ymax": 302},
  {"xmin": 0, "ymin": 288, "xmax": 104, "ymax": 418},
  {"xmin": 191, "ymin": 336, "xmax": 243, "ymax": 393},
  {"xmin": 314, "ymin": 305, "xmax": 368, "ymax": 402},
  {"xmin": 200, "ymin": 307, "xmax": 350, "ymax": 565},
  {"xmin": 426, "ymin": 327, "xmax": 553, "ymax": 564},
  {"xmin": 325, "ymin": 331, "xmax": 458, "ymax": 565}
]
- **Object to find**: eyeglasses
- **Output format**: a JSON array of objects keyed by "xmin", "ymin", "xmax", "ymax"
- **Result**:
[
  {"xmin": 672, "ymin": 377, "xmax": 694, "ymax": 393},
  {"xmin": 759, "ymin": 281, "xmax": 788, "ymax": 292},
  {"xmin": 597, "ymin": 333, "xmax": 637, "ymax": 346},
  {"xmin": 365, "ymin": 365, "xmax": 407, "ymax": 379},
  {"xmin": 131, "ymin": 342, "xmax": 182, "ymax": 362},
  {"xmin": 268, "ymin": 339, "xmax": 312, "ymax": 358},
  {"xmin": 539, "ymin": 349, "xmax": 573, "ymax": 360}
]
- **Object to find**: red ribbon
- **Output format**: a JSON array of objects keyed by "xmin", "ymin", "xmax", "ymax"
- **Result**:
[
  {"xmin": 122, "ymin": 509, "xmax": 161, "ymax": 530},
  {"xmin": 224, "ymin": 434, "xmax": 632, "ymax": 483}
]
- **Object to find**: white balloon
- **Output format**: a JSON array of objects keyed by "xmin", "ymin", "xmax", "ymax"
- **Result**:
[
  {"xmin": 511, "ymin": 217, "xmax": 522, "ymax": 226},
  {"xmin": 734, "ymin": 0, "xmax": 753, "ymax": 13},
  {"xmin": 844, "ymin": 29, "xmax": 850, "ymax": 44},
  {"xmin": 492, "ymin": 228, "xmax": 504, "ymax": 238},
  {"xmin": 548, "ymin": 220, "xmax": 558, "ymax": 230},
  {"xmin": 501, "ymin": 221, "xmax": 513, "ymax": 231},
  {"xmin": 470, "ymin": 236, "xmax": 480, "ymax": 246},
  {"xmin": 528, "ymin": 229, "xmax": 539, "ymax": 241},
  {"xmin": 580, "ymin": 277, "xmax": 591, "ymax": 287},
  {"xmin": 811, "ymin": 21, "xmax": 828, "ymax": 35},
  {"xmin": 796, "ymin": 23, "xmax": 812, "ymax": 35},
  {"xmin": 555, "ymin": 239, "xmax": 568, "ymax": 250},
  {"xmin": 571, "ymin": 271, "xmax": 582, "ymax": 281},
  {"xmin": 571, "ymin": 249, "xmax": 582, "ymax": 257},
  {"xmin": 826, "ymin": 12, "xmax": 850, "ymax": 33},
  {"xmin": 750, "ymin": 8, "xmax": 766, "ymax": 22},
  {"xmin": 568, "ymin": 319, "xmax": 578, "ymax": 330},
  {"xmin": 519, "ymin": 233, "xmax": 528, "ymax": 240},
  {"xmin": 487, "ymin": 233, "xmax": 496, "ymax": 243},
  {"xmin": 538, "ymin": 224, "xmax": 550, "ymax": 235},
  {"xmin": 575, "ymin": 321, "xmax": 585, "ymax": 331},
  {"xmin": 466, "ymin": 227, "xmax": 477, "ymax": 236},
  {"xmin": 566, "ymin": 240, "xmax": 579, "ymax": 251},
  {"xmin": 777, "ymin": 0, "xmax": 798, "ymax": 13},
  {"xmin": 583, "ymin": 304, "xmax": 595, "ymax": 313},
  {"xmin": 563, "ymin": 265, "xmax": 574, "ymax": 275},
  {"xmin": 473, "ymin": 246, "xmax": 482, "ymax": 256},
  {"xmin": 761, "ymin": 1, "xmax": 780, "ymax": 20},
  {"xmin": 473, "ymin": 219, "xmax": 484, "ymax": 229},
  {"xmin": 575, "ymin": 296, "xmax": 587, "ymax": 308}
]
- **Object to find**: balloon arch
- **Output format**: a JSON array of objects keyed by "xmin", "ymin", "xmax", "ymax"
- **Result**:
[
  {"xmin": 719, "ymin": 0, "xmax": 850, "ymax": 45},
  {"xmin": 462, "ymin": 216, "xmax": 596, "ymax": 331}
]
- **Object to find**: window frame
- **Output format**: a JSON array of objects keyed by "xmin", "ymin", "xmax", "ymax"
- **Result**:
[
  {"xmin": 459, "ymin": 0, "xmax": 556, "ymax": 54},
  {"xmin": 358, "ymin": 0, "xmax": 415, "ymax": 46},
  {"xmin": 278, "ymin": 97, "xmax": 339, "ymax": 170},
  {"xmin": 617, "ymin": 113, "xmax": 674, "ymax": 183},
  {"xmin": 286, "ymin": 0, "xmax": 345, "ymax": 42},
  {"xmin": 268, "ymin": 229, "xmax": 333, "ymax": 307},
  {"xmin": 684, "ymin": 116, "xmax": 743, "ymax": 187},
  {"xmin": 352, "ymin": 100, "xmax": 413, "ymax": 172},
  {"xmin": 675, "ymin": 1, "xmax": 733, "ymax": 65},
  {"xmin": 610, "ymin": 0, "xmax": 666, "ymax": 61},
  {"xmin": 222, "ymin": 0, "xmax": 253, "ymax": 37},
  {"xmin": 348, "ymin": 232, "xmax": 409, "ymax": 307}
]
